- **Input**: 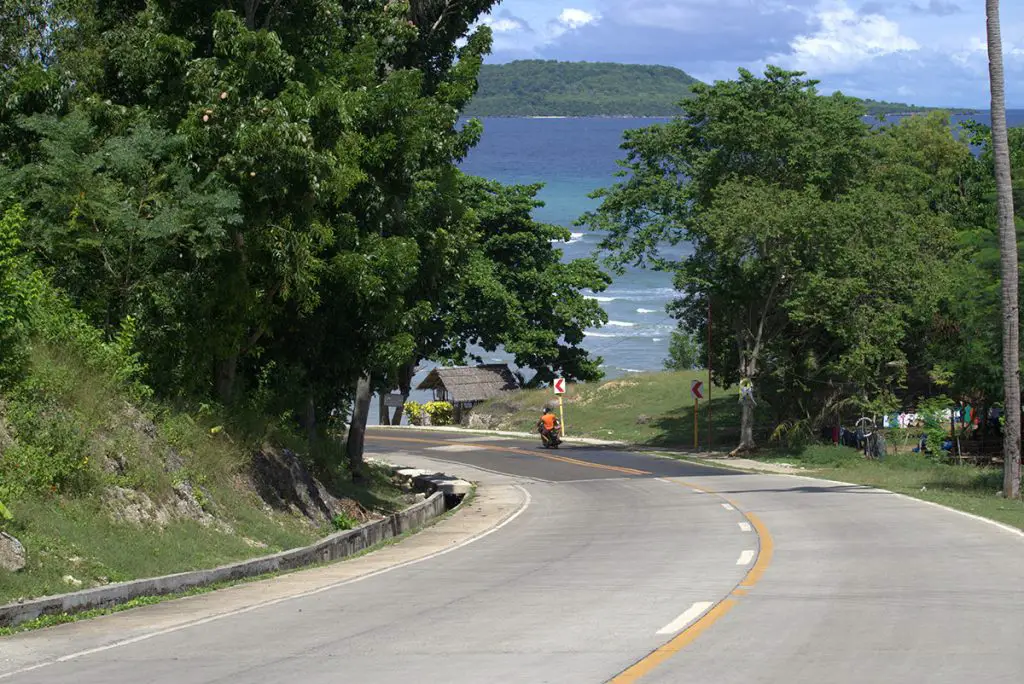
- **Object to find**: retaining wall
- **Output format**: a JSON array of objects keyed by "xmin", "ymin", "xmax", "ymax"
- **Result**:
[{"xmin": 0, "ymin": 490, "xmax": 447, "ymax": 628}]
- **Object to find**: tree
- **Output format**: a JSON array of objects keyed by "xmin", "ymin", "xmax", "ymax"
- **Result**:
[
  {"xmin": 986, "ymin": 0, "xmax": 1021, "ymax": 499},
  {"xmin": 586, "ymin": 68, "xmax": 967, "ymax": 452},
  {"xmin": 586, "ymin": 68, "xmax": 870, "ymax": 451},
  {"xmin": 665, "ymin": 329, "xmax": 702, "ymax": 371}
]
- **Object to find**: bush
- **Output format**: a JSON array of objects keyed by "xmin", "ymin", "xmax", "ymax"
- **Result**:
[
  {"xmin": 423, "ymin": 401, "xmax": 454, "ymax": 426},
  {"xmin": 331, "ymin": 512, "xmax": 359, "ymax": 531},
  {"xmin": 664, "ymin": 329, "xmax": 703, "ymax": 371},
  {"xmin": 404, "ymin": 400, "xmax": 425, "ymax": 425},
  {"xmin": 0, "ymin": 205, "xmax": 36, "ymax": 385},
  {"xmin": 402, "ymin": 400, "xmax": 454, "ymax": 426},
  {"xmin": 0, "ymin": 500, "xmax": 12, "ymax": 530}
]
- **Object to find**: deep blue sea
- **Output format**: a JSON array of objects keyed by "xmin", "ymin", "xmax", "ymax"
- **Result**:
[{"xmin": 371, "ymin": 110, "xmax": 1024, "ymax": 422}]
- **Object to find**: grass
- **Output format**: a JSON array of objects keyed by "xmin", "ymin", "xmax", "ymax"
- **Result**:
[
  {"xmin": 475, "ymin": 370, "xmax": 750, "ymax": 447},
  {"xmin": 0, "ymin": 342, "xmax": 406, "ymax": 605}
]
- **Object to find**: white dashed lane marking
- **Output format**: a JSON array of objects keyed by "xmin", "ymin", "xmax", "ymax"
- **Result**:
[{"xmin": 657, "ymin": 602, "xmax": 715, "ymax": 635}]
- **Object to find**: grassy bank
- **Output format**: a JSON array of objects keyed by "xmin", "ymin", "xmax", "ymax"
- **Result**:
[
  {"xmin": 473, "ymin": 371, "xmax": 748, "ymax": 447},
  {"xmin": 0, "ymin": 307, "xmax": 406, "ymax": 604},
  {"xmin": 473, "ymin": 372, "xmax": 1024, "ymax": 531}
]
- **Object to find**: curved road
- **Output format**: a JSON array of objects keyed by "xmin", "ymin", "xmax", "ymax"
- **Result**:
[{"xmin": 2, "ymin": 429, "xmax": 1023, "ymax": 683}]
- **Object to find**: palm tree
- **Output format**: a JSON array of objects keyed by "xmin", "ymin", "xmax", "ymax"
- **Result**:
[{"xmin": 987, "ymin": 0, "xmax": 1022, "ymax": 499}]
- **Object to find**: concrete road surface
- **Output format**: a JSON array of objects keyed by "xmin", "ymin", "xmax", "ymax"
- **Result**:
[{"xmin": 1, "ymin": 429, "xmax": 1022, "ymax": 684}]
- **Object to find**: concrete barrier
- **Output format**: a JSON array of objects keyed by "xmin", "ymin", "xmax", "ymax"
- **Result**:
[{"xmin": 0, "ymin": 489, "xmax": 449, "ymax": 628}]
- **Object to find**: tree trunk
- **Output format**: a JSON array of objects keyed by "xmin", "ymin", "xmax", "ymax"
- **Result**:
[
  {"xmin": 391, "ymin": 362, "xmax": 415, "ymax": 426},
  {"xmin": 215, "ymin": 356, "xmax": 237, "ymax": 404},
  {"xmin": 378, "ymin": 394, "xmax": 391, "ymax": 426},
  {"xmin": 987, "ymin": 0, "xmax": 1022, "ymax": 499},
  {"xmin": 303, "ymin": 393, "xmax": 317, "ymax": 444},
  {"xmin": 739, "ymin": 397, "xmax": 755, "ymax": 451},
  {"xmin": 346, "ymin": 373, "xmax": 372, "ymax": 478}
]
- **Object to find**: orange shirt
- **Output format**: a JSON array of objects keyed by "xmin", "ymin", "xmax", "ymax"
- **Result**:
[{"xmin": 541, "ymin": 414, "xmax": 557, "ymax": 430}]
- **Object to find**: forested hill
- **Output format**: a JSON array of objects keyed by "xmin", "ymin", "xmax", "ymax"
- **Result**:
[
  {"xmin": 464, "ymin": 60, "xmax": 700, "ymax": 117},
  {"xmin": 465, "ymin": 60, "xmax": 961, "ymax": 118}
]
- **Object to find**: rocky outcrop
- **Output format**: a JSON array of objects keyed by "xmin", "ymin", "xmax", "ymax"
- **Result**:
[
  {"xmin": 0, "ymin": 532, "xmax": 26, "ymax": 572},
  {"xmin": 101, "ymin": 483, "xmax": 233, "ymax": 534},
  {"xmin": 251, "ymin": 446, "xmax": 372, "ymax": 528}
]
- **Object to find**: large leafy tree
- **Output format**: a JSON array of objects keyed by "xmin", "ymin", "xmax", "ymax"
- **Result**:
[{"xmin": 585, "ymin": 68, "xmax": 966, "ymax": 451}]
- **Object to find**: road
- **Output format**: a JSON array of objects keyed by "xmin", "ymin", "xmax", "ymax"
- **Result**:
[{"xmin": 2, "ymin": 429, "xmax": 1023, "ymax": 683}]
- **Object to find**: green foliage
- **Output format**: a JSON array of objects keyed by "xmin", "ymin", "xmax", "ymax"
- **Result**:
[
  {"xmin": 0, "ymin": 205, "xmax": 36, "ymax": 385},
  {"xmin": 331, "ymin": 512, "xmax": 359, "ymax": 532},
  {"xmin": 401, "ymin": 399, "xmax": 454, "ymax": 426},
  {"xmin": 665, "ymin": 329, "xmax": 702, "ymax": 371},
  {"xmin": 404, "ymin": 401, "xmax": 426, "ymax": 426},
  {"xmin": 0, "ymin": 500, "xmax": 12, "ymax": 529},
  {"xmin": 427, "ymin": 175, "xmax": 610, "ymax": 385},
  {"xmin": 423, "ymin": 401, "xmax": 455, "ymax": 426},
  {"xmin": 585, "ymin": 67, "xmax": 975, "ymax": 446},
  {"xmin": 465, "ymin": 60, "xmax": 700, "ymax": 117}
]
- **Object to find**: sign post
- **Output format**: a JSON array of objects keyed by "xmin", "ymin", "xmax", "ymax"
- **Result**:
[
  {"xmin": 553, "ymin": 377, "xmax": 567, "ymax": 436},
  {"xmin": 690, "ymin": 380, "xmax": 704, "ymax": 449}
]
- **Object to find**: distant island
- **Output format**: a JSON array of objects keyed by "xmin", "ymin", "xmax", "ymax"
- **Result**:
[
  {"xmin": 465, "ymin": 60, "xmax": 973, "ymax": 118},
  {"xmin": 465, "ymin": 60, "xmax": 700, "ymax": 117}
]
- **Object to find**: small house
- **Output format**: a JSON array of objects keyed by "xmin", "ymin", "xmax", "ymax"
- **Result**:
[{"xmin": 416, "ymin": 364, "xmax": 519, "ymax": 422}]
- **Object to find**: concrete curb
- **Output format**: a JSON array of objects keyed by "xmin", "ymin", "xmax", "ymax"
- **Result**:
[
  {"xmin": 371, "ymin": 424, "xmax": 626, "ymax": 447},
  {"xmin": 0, "ymin": 475, "xmax": 459, "ymax": 629}
]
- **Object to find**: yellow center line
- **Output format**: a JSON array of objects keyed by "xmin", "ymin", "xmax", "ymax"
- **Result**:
[
  {"xmin": 609, "ymin": 481, "xmax": 775, "ymax": 683},
  {"xmin": 369, "ymin": 434, "xmax": 651, "ymax": 476}
]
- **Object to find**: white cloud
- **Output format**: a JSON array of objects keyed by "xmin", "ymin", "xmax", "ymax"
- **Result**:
[
  {"xmin": 486, "ymin": 17, "xmax": 527, "ymax": 33},
  {"xmin": 545, "ymin": 7, "xmax": 602, "ymax": 40},
  {"xmin": 774, "ymin": 1, "xmax": 920, "ymax": 73},
  {"xmin": 558, "ymin": 8, "xmax": 600, "ymax": 29}
]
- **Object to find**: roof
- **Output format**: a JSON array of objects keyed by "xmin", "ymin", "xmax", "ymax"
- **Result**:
[{"xmin": 416, "ymin": 364, "xmax": 519, "ymax": 404}]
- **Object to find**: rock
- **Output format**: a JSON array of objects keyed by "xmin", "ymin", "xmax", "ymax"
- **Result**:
[
  {"xmin": 62, "ymin": 574, "xmax": 83, "ymax": 588},
  {"xmin": 102, "ymin": 486, "xmax": 170, "ymax": 527},
  {"xmin": 0, "ymin": 532, "xmax": 26, "ymax": 572},
  {"xmin": 163, "ymin": 447, "xmax": 186, "ymax": 475},
  {"xmin": 635, "ymin": 414, "xmax": 652, "ymax": 425},
  {"xmin": 467, "ymin": 413, "xmax": 497, "ymax": 429},
  {"xmin": 103, "ymin": 452, "xmax": 128, "ymax": 476},
  {"xmin": 242, "ymin": 537, "xmax": 268, "ymax": 549},
  {"xmin": 121, "ymin": 403, "xmax": 158, "ymax": 440},
  {"xmin": 251, "ymin": 446, "xmax": 372, "ymax": 528}
]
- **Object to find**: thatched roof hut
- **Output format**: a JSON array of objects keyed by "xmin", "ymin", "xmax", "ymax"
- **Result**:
[{"xmin": 416, "ymin": 364, "xmax": 519, "ymax": 405}]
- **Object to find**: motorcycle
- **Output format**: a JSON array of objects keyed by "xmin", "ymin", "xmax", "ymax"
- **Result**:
[{"xmin": 540, "ymin": 427, "xmax": 562, "ymax": 449}]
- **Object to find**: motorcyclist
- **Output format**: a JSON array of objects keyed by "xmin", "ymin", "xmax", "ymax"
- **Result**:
[{"xmin": 537, "ymin": 407, "xmax": 560, "ymax": 444}]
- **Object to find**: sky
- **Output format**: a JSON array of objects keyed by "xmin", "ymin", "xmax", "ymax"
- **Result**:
[{"xmin": 478, "ymin": 0, "xmax": 1024, "ymax": 108}]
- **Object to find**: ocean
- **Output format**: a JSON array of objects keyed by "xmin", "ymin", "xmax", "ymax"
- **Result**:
[
  {"xmin": 459, "ymin": 117, "xmax": 685, "ymax": 379},
  {"xmin": 371, "ymin": 110, "xmax": 1024, "ymax": 421}
]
